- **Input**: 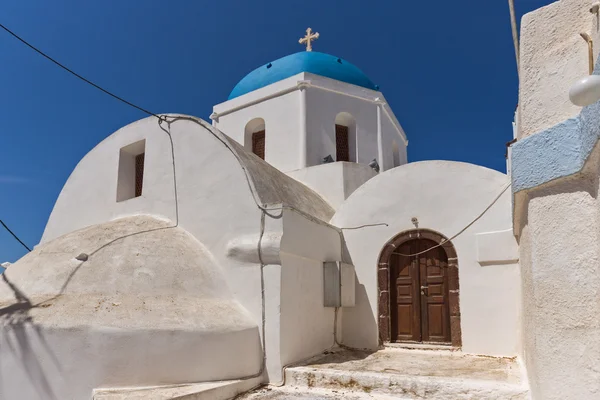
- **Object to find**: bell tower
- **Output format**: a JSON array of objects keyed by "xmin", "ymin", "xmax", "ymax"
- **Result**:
[{"xmin": 211, "ymin": 31, "xmax": 408, "ymax": 208}]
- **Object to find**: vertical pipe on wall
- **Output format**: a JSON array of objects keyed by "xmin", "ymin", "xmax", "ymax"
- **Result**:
[
  {"xmin": 299, "ymin": 86, "xmax": 308, "ymax": 168},
  {"xmin": 377, "ymin": 104, "xmax": 384, "ymax": 172},
  {"xmin": 508, "ymin": 0, "xmax": 520, "ymax": 77}
]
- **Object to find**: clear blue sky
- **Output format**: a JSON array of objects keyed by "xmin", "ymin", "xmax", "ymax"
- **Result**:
[{"xmin": 0, "ymin": 0, "xmax": 554, "ymax": 262}]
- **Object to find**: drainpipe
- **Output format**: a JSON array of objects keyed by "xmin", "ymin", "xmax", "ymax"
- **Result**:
[
  {"xmin": 298, "ymin": 81, "xmax": 309, "ymax": 168},
  {"xmin": 376, "ymin": 102, "xmax": 384, "ymax": 172},
  {"xmin": 508, "ymin": 0, "xmax": 520, "ymax": 77}
]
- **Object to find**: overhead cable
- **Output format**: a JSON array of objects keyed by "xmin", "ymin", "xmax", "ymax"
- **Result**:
[
  {"xmin": 0, "ymin": 22, "xmax": 162, "ymax": 120},
  {"xmin": 0, "ymin": 219, "xmax": 31, "ymax": 252}
]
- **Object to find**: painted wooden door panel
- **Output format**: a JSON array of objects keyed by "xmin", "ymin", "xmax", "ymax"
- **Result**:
[
  {"xmin": 390, "ymin": 238, "xmax": 451, "ymax": 344},
  {"xmin": 390, "ymin": 241, "xmax": 420, "ymax": 342}
]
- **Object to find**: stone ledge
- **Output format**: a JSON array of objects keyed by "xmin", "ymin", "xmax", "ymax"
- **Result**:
[{"xmin": 93, "ymin": 378, "xmax": 261, "ymax": 400}]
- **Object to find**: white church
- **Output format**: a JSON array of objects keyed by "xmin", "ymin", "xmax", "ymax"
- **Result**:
[{"xmin": 2, "ymin": 1, "xmax": 600, "ymax": 398}]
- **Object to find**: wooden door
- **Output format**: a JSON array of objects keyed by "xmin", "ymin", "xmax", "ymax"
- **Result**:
[{"xmin": 390, "ymin": 239, "xmax": 451, "ymax": 343}]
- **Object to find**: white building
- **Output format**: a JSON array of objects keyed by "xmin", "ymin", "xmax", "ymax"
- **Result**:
[{"xmin": 1, "ymin": 4, "xmax": 599, "ymax": 397}]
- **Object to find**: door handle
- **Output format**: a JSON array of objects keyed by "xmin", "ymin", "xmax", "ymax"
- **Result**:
[{"xmin": 420, "ymin": 286, "xmax": 429, "ymax": 296}]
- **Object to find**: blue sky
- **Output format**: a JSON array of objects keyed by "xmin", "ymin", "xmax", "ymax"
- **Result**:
[{"xmin": 0, "ymin": 0, "xmax": 554, "ymax": 262}]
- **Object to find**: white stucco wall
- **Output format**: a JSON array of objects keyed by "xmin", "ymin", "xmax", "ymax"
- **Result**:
[
  {"xmin": 304, "ymin": 76, "xmax": 375, "ymax": 167},
  {"xmin": 516, "ymin": 148, "xmax": 600, "ymax": 400},
  {"xmin": 331, "ymin": 161, "xmax": 520, "ymax": 357},
  {"xmin": 278, "ymin": 209, "xmax": 344, "ymax": 377},
  {"xmin": 41, "ymin": 118, "xmax": 266, "ymax": 348},
  {"xmin": 515, "ymin": 2, "xmax": 600, "ymax": 398},
  {"xmin": 519, "ymin": 0, "xmax": 600, "ymax": 138},
  {"xmin": 381, "ymin": 110, "xmax": 408, "ymax": 170},
  {"xmin": 214, "ymin": 75, "xmax": 303, "ymax": 172},
  {"xmin": 213, "ymin": 72, "xmax": 407, "ymax": 173},
  {"xmin": 36, "ymin": 115, "xmax": 344, "ymax": 390},
  {"xmin": 286, "ymin": 162, "xmax": 378, "ymax": 210}
]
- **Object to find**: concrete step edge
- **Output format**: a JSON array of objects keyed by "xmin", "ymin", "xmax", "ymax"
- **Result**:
[
  {"xmin": 92, "ymin": 378, "xmax": 261, "ymax": 400},
  {"xmin": 257, "ymin": 385, "xmax": 413, "ymax": 399},
  {"xmin": 284, "ymin": 367, "xmax": 529, "ymax": 399}
]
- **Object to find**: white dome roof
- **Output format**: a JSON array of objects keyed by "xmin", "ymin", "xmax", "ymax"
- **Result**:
[{"xmin": 0, "ymin": 215, "xmax": 261, "ymax": 399}]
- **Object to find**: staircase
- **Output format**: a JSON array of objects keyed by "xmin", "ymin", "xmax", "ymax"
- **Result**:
[{"xmin": 239, "ymin": 347, "xmax": 529, "ymax": 399}]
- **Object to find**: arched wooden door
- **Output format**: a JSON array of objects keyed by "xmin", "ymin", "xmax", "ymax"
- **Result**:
[{"xmin": 390, "ymin": 239, "xmax": 451, "ymax": 343}]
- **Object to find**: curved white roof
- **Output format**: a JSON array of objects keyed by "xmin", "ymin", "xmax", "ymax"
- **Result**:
[{"xmin": 0, "ymin": 215, "xmax": 261, "ymax": 399}]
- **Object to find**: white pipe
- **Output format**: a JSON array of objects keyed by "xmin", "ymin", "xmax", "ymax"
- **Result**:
[
  {"xmin": 212, "ymin": 85, "xmax": 299, "ymax": 120},
  {"xmin": 508, "ymin": 0, "xmax": 520, "ymax": 77},
  {"xmin": 299, "ymin": 85, "xmax": 308, "ymax": 168},
  {"xmin": 376, "ymin": 104, "xmax": 384, "ymax": 172}
]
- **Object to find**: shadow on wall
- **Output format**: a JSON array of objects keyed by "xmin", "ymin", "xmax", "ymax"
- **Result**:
[
  {"xmin": 341, "ymin": 280, "xmax": 378, "ymax": 350},
  {"xmin": 339, "ymin": 235, "xmax": 378, "ymax": 350},
  {"xmin": 0, "ymin": 274, "xmax": 61, "ymax": 400}
]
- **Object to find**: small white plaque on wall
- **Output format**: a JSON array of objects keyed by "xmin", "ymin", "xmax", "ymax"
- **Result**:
[{"xmin": 476, "ymin": 229, "xmax": 519, "ymax": 266}]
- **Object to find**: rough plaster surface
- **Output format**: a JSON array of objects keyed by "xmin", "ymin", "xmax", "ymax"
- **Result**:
[
  {"xmin": 516, "ymin": 147, "xmax": 600, "ymax": 399},
  {"xmin": 512, "ymin": 88, "xmax": 600, "ymax": 192},
  {"xmin": 0, "ymin": 215, "xmax": 261, "ymax": 400},
  {"xmin": 516, "ymin": 4, "xmax": 600, "ymax": 397},
  {"xmin": 331, "ymin": 161, "xmax": 520, "ymax": 357},
  {"xmin": 518, "ymin": 0, "xmax": 599, "ymax": 138},
  {"xmin": 241, "ymin": 348, "xmax": 528, "ymax": 399}
]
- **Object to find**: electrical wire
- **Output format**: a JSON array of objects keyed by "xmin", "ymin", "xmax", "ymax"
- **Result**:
[
  {"xmin": 0, "ymin": 219, "xmax": 31, "ymax": 252},
  {"xmin": 0, "ymin": 22, "xmax": 163, "ymax": 251},
  {"xmin": 393, "ymin": 182, "xmax": 512, "ymax": 257},
  {"xmin": 0, "ymin": 22, "xmax": 163, "ymax": 120},
  {"xmin": 341, "ymin": 223, "xmax": 388, "ymax": 230}
]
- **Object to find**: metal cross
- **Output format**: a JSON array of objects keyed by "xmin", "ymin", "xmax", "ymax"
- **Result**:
[{"xmin": 299, "ymin": 28, "xmax": 320, "ymax": 52}]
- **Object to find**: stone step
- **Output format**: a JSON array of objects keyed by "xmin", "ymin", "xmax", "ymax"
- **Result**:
[
  {"xmin": 238, "ymin": 385, "xmax": 411, "ymax": 399},
  {"xmin": 92, "ymin": 378, "xmax": 260, "ymax": 400},
  {"xmin": 283, "ymin": 366, "xmax": 529, "ymax": 400}
]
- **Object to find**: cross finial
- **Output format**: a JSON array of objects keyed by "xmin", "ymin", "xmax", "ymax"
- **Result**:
[{"xmin": 299, "ymin": 28, "xmax": 319, "ymax": 52}]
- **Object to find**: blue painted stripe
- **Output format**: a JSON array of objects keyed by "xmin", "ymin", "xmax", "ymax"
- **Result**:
[{"xmin": 512, "ymin": 91, "xmax": 600, "ymax": 192}]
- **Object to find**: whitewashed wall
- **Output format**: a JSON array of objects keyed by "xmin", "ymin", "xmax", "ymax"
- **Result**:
[
  {"xmin": 304, "ymin": 77, "xmax": 377, "ymax": 166},
  {"xmin": 519, "ymin": 0, "xmax": 600, "ymax": 138},
  {"xmin": 38, "ymin": 115, "xmax": 342, "ymax": 389},
  {"xmin": 380, "ymin": 110, "xmax": 408, "ymax": 170},
  {"xmin": 287, "ymin": 162, "xmax": 377, "ymax": 210},
  {"xmin": 331, "ymin": 161, "xmax": 520, "ymax": 357},
  {"xmin": 214, "ymin": 75, "xmax": 303, "ymax": 172}
]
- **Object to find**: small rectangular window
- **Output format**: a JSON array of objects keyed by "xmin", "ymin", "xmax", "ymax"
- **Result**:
[
  {"xmin": 336, "ymin": 125, "xmax": 349, "ymax": 162},
  {"xmin": 135, "ymin": 153, "xmax": 145, "ymax": 197},
  {"xmin": 116, "ymin": 140, "xmax": 146, "ymax": 202},
  {"xmin": 252, "ymin": 130, "xmax": 266, "ymax": 160}
]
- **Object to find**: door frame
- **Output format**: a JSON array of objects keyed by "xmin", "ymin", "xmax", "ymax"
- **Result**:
[{"xmin": 377, "ymin": 229, "xmax": 462, "ymax": 347}]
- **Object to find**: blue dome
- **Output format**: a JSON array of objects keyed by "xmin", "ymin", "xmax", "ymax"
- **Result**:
[{"xmin": 228, "ymin": 52, "xmax": 377, "ymax": 100}]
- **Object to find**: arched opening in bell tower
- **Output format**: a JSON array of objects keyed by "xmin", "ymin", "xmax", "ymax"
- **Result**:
[
  {"xmin": 334, "ymin": 112, "xmax": 356, "ymax": 162},
  {"xmin": 244, "ymin": 118, "xmax": 266, "ymax": 160}
]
